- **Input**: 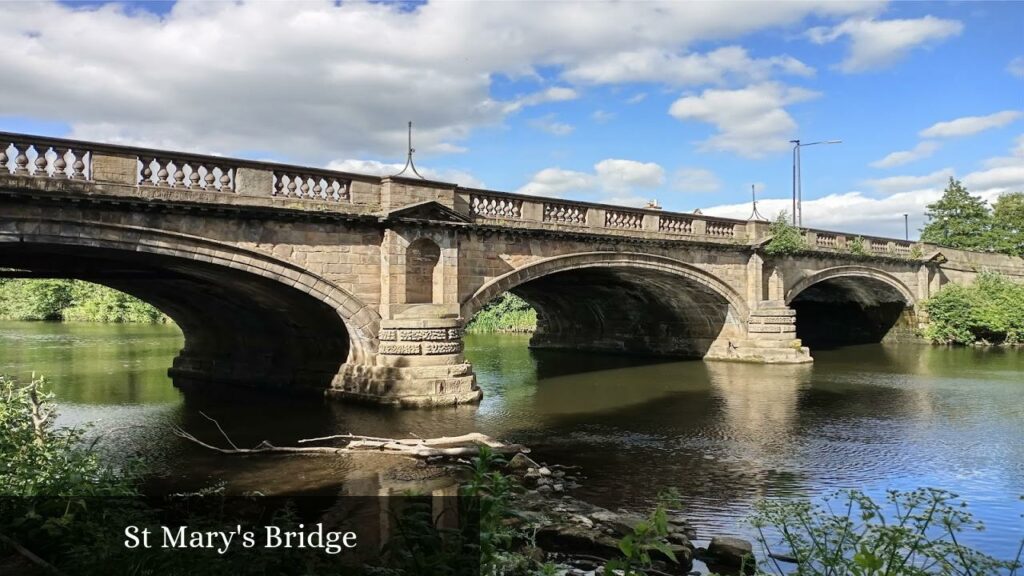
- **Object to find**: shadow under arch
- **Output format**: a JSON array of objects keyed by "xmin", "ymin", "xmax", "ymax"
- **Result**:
[
  {"xmin": 462, "ymin": 252, "xmax": 749, "ymax": 359},
  {"xmin": 785, "ymin": 266, "xmax": 917, "ymax": 348},
  {"xmin": 0, "ymin": 218, "xmax": 380, "ymax": 392}
]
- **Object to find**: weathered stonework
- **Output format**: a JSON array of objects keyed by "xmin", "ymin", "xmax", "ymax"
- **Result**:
[{"xmin": 2, "ymin": 132, "xmax": 1022, "ymax": 407}]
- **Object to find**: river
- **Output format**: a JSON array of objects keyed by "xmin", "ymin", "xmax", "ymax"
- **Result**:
[{"xmin": 1, "ymin": 320, "xmax": 1022, "ymax": 558}]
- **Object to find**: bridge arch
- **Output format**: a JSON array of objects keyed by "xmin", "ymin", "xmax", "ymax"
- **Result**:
[
  {"xmin": 462, "ymin": 252, "xmax": 749, "ymax": 359},
  {"xmin": 0, "ymin": 217, "xmax": 380, "ymax": 390},
  {"xmin": 785, "ymin": 265, "xmax": 916, "ymax": 347}
]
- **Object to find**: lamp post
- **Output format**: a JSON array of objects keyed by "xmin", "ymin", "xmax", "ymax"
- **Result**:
[
  {"xmin": 790, "ymin": 139, "xmax": 842, "ymax": 227},
  {"xmin": 904, "ymin": 213, "xmax": 909, "ymax": 240}
]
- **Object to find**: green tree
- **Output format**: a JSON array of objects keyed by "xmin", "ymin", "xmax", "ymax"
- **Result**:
[
  {"xmin": 920, "ymin": 178, "xmax": 993, "ymax": 250},
  {"xmin": 991, "ymin": 191, "xmax": 1024, "ymax": 256}
]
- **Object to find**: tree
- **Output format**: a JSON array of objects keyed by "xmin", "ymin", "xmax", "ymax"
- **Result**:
[
  {"xmin": 920, "ymin": 177, "xmax": 993, "ymax": 250},
  {"xmin": 991, "ymin": 191, "xmax": 1024, "ymax": 256}
]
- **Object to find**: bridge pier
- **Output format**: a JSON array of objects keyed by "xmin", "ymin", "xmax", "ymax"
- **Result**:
[
  {"xmin": 328, "ymin": 320, "xmax": 481, "ymax": 407},
  {"xmin": 708, "ymin": 302, "xmax": 813, "ymax": 364}
]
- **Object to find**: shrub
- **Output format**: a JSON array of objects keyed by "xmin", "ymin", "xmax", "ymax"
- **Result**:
[
  {"xmin": 923, "ymin": 272, "xmax": 1024, "ymax": 345},
  {"xmin": 764, "ymin": 213, "xmax": 806, "ymax": 256},
  {"xmin": 847, "ymin": 236, "xmax": 867, "ymax": 256},
  {"xmin": 466, "ymin": 292, "xmax": 537, "ymax": 333}
]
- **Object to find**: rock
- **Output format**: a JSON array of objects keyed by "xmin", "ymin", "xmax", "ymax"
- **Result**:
[
  {"xmin": 570, "ymin": 514, "xmax": 594, "ymax": 529},
  {"xmin": 508, "ymin": 452, "xmax": 540, "ymax": 471},
  {"xmin": 535, "ymin": 524, "xmax": 622, "ymax": 558},
  {"xmin": 554, "ymin": 483, "xmax": 564, "ymax": 492},
  {"xmin": 539, "ymin": 466, "xmax": 552, "ymax": 477},
  {"xmin": 707, "ymin": 536, "xmax": 754, "ymax": 567},
  {"xmin": 537, "ymin": 484, "xmax": 553, "ymax": 493}
]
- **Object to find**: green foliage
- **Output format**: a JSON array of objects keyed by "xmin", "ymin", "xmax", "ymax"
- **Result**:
[
  {"xmin": 604, "ymin": 490, "xmax": 682, "ymax": 576},
  {"xmin": 764, "ymin": 212, "xmax": 807, "ymax": 256},
  {"xmin": 461, "ymin": 445, "xmax": 517, "ymax": 573},
  {"xmin": 846, "ymin": 236, "xmax": 867, "ymax": 256},
  {"xmin": 466, "ymin": 292, "xmax": 537, "ymax": 333},
  {"xmin": 991, "ymin": 191, "xmax": 1024, "ymax": 257},
  {"xmin": 0, "ymin": 279, "xmax": 168, "ymax": 323},
  {"xmin": 921, "ymin": 178, "xmax": 993, "ymax": 250},
  {"xmin": 922, "ymin": 272, "xmax": 1024, "ymax": 345},
  {"xmin": 749, "ymin": 488, "xmax": 1023, "ymax": 576}
]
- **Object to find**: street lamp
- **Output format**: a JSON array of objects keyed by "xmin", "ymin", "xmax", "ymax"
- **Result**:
[{"xmin": 790, "ymin": 139, "xmax": 842, "ymax": 227}]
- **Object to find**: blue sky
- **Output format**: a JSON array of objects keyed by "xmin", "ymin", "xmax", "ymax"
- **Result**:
[{"xmin": 2, "ymin": 1, "xmax": 1023, "ymax": 238}]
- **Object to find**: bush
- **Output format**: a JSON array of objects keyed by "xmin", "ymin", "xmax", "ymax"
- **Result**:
[
  {"xmin": 750, "ymin": 488, "xmax": 1022, "ymax": 576},
  {"xmin": 466, "ymin": 292, "xmax": 537, "ymax": 333},
  {"xmin": 764, "ymin": 212, "xmax": 806, "ymax": 256},
  {"xmin": 922, "ymin": 272, "xmax": 1024, "ymax": 345},
  {"xmin": 847, "ymin": 236, "xmax": 867, "ymax": 256}
]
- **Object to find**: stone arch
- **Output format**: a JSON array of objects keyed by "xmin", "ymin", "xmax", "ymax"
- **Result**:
[
  {"xmin": 462, "ymin": 252, "xmax": 749, "ymax": 359},
  {"xmin": 784, "ymin": 265, "xmax": 916, "ymax": 306},
  {"xmin": 405, "ymin": 237, "xmax": 441, "ymax": 304},
  {"xmin": 785, "ymin": 265, "xmax": 917, "ymax": 348},
  {"xmin": 0, "ymin": 216, "xmax": 380, "ymax": 389}
]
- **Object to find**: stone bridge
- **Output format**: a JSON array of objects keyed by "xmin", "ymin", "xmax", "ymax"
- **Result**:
[{"xmin": 2, "ymin": 132, "xmax": 1022, "ymax": 406}]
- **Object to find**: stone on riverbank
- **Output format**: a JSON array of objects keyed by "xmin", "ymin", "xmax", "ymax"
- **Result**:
[{"xmin": 706, "ymin": 536, "xmax": 754, "ymax": 567}]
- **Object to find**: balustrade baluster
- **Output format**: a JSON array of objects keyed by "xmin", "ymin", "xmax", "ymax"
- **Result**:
[
  {"xmin": 0, "ymin": 145, "xmax": 8, "ymax": 174},
  {"xmin": 52, "ymin": 148, "xmax": 69, "ymax": 179},
  {"xmin": 299, "ymin": 177, "xmax": 310, "ymax": 198},
  {"xmin": 313, "ymin": 178, "xmax": 323, "ymax": 199},
  {"xmin": 273, "ymin": 174, "xmax": 284, "ymax": 196},
  {"xmin": 287, "ymin": 174, "xmax": 298, "ymax": 197},
  {"xmin": 33, "ymin": 146, "xmax": 49, "ymax": 176},
  {"xmin": 219, "ymin": 167, "xmax": 231, "ymax": 191},
  {"xmin": 139, "ymin": 156, "xmax": 153, "ymax": 185},
  {"xmin": 172, "ymin": 162, "xmax": 186, "ymax": 187},
  {"xmin": 72, "ymin": 150, "xmax": 87, "ymax": 180},
  {"xmin": 205, "ymin": 167, "xmax": 217, "ymax": 190},
  {"xmin": 156, "ymin": 159, "xmax": 170, "ymax": 187},
  {"xmin": 188, "ymin": 164, "xmax": 202, "ymax": 189},
  {"xmin": 14, "ymin": 144, "xmax": 30, "ymax": 175}
]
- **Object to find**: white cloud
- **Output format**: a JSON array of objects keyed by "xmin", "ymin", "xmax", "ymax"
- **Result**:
[
  {"xmin": 626, "ymin": 93, "xmax": 648, "ymax": 104},
  {"xmin": 591, "ymin": 110, "xmax": 615, "ymax": 123},
  {"xmin": 565, "ymin": 45, "xmax": 813, "ymax": 86},
  {"xmin": 529, "ymin": 114, "xmax": 575, "ymax": 136},
  {"xmin": 672, "ymin": 168, "xmax": 721, "ymax": 193},
  {"xmin": 668, "ymin": 82, "xmax": 820, "ymax": 157},
  {"xmin": 515, "ymin": 167, "xmax": 596, "ymax": 197},
  {"xmin": 808, "ymin": 16, "xmax": 963, "ymax": 73},
  {"xmin": 594, "ymin": 159, "xmax": 665, "ymax": 192},
  {"xmin": 502, "ymin": 87, "xmax": 580, "ymax": 114},
  {"xmin": 919, "ymin": 110, "xmax": 1022, "ymax": 138},
  {"xmin": 865, "ymin": 168, "xmax": 955, "ymax": 194},
  {"xmin": 326, "ymin": 159, "xmax": 484, "ymax": 188},
  {"xmin": 515, "ymin": 158, "xmax": 665, "ymax": 199},
  {"xmin": 870, "ymin": 141, "xmax": 940, "ymax": 168},
  {"xmin": 963, "ymin": 165, "xmax": 1024, "ymax": 193},
  {"xmin": 0, "ymin": 1, "xmax": 878, "ymax": 162},
  {"xmin": 1009, "ymin": 56, "xmax": 1024, "ymax": 78}
]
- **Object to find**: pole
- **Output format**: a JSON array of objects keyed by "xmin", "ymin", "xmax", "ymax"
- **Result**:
[
  {"xmin": 791, "ymin": 140, "xmax": 798, "ymax": 226},
  {"xmin": 796, "ymin": 144, "xmax": 803, "ymax": 227},
  {"xmin": 904, "ymin": 214, "xmax": 909, "ymax": 240}
]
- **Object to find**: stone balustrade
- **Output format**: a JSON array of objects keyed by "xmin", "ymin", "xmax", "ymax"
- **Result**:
[
  {"xmin": 803, "ymin": 228, "xmax": 919, "ymax": 258},
  {"xmin": 2, "ymin": 130, "xmax": 929, "ymax": 255}
]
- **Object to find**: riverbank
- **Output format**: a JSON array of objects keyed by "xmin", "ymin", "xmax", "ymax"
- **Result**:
[
  {"xmin": 466, "ymin": 292, "xmax": 537, "ymax": 333},
  {"xmin": 0, "ymin": 279, "xmax": 169, "ymax": 323}
]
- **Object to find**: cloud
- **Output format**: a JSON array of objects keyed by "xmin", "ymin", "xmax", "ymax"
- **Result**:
[
  {"xmin": 502, "ymin": 87, "xmax": 580, "ymax": 114},
  {"xmin": 963, "ymin": 165, "xmax": 1024, "ymax": 193},
  {"xmin": 515, "ymin": 158, "xmax": 665, "ymax": 199},
  {"xmin": 1009, "ymin": 56, "xmax": 1024, "ymax": 78},
  {"xmin": 870, "ymin": 141, "xmax": 940, "ymax": 168},
  {"xmin": 591, "ymin": 110, "xmax": 615, "ymax": 123},
  {"xmin": 705, "ymin": 189, "xmax": 946, "ymax": 238},
  {"xmin": 668, "ymin": 82, "xmax": 820, "ymax": 157},
  {"xmin": 672, "ymin": 168, "xmax": 721, "ymax": 193},
  {"xmin": 0, "ymin": 1, "xmax": 878, "ymax": 163},
  {"xmin": 326, "ymin": 159, "xmax": 484, "ymax": 188},
  {"xmin": 565, "ymin": 45, "xmax": 813, "ymax": 86},
  {"xmin": 808, "ymin": 16, "xmax": 963, "ymax": 73},
  {"xmin": 919, "ymin": 110, "xmax": 1022, "ymax": 138},
  {"xmin": 594, "ymin": 159, "xmax": 665, "ymax": 192},
  {"xmin": 626, "ymin": 93, "xmax": 648, "ymax": 104},
  {"xmin": 865, "ymin": 168, "xmax": 955, "ymax": 194},
  {"xmin": 529, "ymin": 114, "xmax": 575, "ymax": 136}
]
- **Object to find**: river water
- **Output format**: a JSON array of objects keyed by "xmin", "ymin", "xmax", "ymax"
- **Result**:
[{"xmin": 1, "ymin": 321, "xmax": 1022, "ymax": 558}]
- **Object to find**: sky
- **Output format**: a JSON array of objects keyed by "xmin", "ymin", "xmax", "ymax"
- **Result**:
[{"xmin": 1, "ymin": 1, "xmax": 1022, "ymax": 239}]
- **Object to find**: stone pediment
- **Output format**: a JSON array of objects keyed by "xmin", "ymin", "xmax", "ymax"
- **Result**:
[{"xmin": 378, "ymin": 201, "xmax": 471, "ymax": 224}]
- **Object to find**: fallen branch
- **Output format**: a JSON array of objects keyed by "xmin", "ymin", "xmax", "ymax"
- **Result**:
[{"xmin": 172, "ymin": 418, "xmax": 527, "ymax": 459}]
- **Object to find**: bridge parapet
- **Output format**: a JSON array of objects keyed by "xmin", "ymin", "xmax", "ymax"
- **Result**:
[
  {"xmin": 802, "ymin": 227, "xmax": 919, "ymax": 258},
  {"xmin": 460, "ymin": 187, "xmax": 751, "ymax": 244}
]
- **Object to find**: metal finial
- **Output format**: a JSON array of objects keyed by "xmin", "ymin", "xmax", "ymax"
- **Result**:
[
  {"xmin": 391, "ymin": 121, "xmax": 425, "ymax": 179},
  {"xmin": 748, "ymin": 184, "xmax": 767, "ymax": 221}
]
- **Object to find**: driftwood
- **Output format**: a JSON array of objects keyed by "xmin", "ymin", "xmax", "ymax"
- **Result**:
[{"xmin": 172, "ymin": 413, "xmax": 527, "ymax": 459}]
